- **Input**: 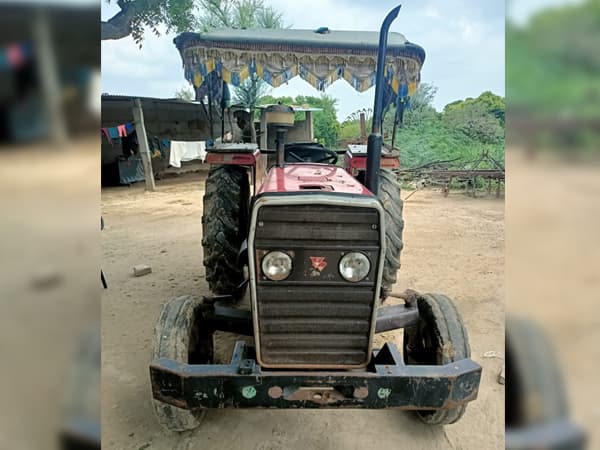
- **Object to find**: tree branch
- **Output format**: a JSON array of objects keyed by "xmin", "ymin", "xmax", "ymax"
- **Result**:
[{"xmin": 101, "ymin": 1, "xmax": 141, "ymax": 40}]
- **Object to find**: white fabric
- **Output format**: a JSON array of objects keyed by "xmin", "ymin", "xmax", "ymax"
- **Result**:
[{"xmin": 169, "ymin": 141, "xmax": 207, "ymax": 168}]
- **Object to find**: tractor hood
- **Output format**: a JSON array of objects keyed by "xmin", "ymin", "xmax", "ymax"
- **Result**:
[{"xmin": 257, "ymin": 165, "xmax": 373, "ymax": 196}]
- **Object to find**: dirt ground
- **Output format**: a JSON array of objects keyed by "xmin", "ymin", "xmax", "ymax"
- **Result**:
[{"xmin": 101, "ymin": 172, "xmax": 504, "ymax": 450}]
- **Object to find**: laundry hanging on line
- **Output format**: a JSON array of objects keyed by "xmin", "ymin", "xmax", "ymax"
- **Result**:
[
  {"xmin": 101, "ymin": 125, "xmax": 206, "ymax": 166},
  {"xmin": 169, "ymin": 141, "xmax": 207, "ymax": 168},
  {"xmin": 101, "ymin": 121, "xmax": 134, "ymax": 144}
]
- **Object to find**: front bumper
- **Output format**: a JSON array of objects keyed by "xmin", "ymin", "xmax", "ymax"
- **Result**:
[{"xmin": 150, "ymin": 340, "xmax": 482, "ymax": 409}]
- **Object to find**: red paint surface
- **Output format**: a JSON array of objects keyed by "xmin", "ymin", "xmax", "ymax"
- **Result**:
[
  {"xmin": 258, "ymin": 164, "xmax": 372, "ymax": 195},
  {"xmin": 206, "ymin": 149, "xmax": 261, "ymax": 166},
  {"xmin": 343, "ymin": 153, "xmax": 400, "ymax": 172}
]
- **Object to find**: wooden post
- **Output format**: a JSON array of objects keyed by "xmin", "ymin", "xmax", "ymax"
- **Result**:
[
  {"xmin": 306, "ymin": 111, "xmax": 314, "ymax": 141},
  {"xmin": 260, "ymin": 109, "xmax": 268, "ymax": 149},
  {"xmin": 259, "ymin": 109, "xmax": 268, "ymax": 176},
  {"xmin": 359, "ymin": 112, "xmax": 367, "ymax": 143},
  {"xmin": 131, "ymin": 99, "xmax": 156, "ymax": 192},
  {"xmin": 33, "ymin": 8, "xmax": 67, "ymax": 145}
]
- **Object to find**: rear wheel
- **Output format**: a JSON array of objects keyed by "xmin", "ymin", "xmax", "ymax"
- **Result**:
[
  {"xmin": 151, "ymin": 295, "xmax": 211, "ymax": 432},
  {"xmin": 377, "ymin": 169, "xmax": 404, "ymax": 297},
  {"xmin": 202, "ymin": 165, "xmax": 250, "ymax": 298},
  {"xmin": 403, "ymin": 293, "xmax": 470, "ymax": 425}
]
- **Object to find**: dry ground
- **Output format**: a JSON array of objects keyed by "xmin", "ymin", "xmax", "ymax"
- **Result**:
[{"xmin": 101, "ymin": 173, "xmax": 504, "ymax": 449}]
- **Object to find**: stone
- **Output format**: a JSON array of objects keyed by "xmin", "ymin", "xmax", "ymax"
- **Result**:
[{"xmin": 133, "ymin": 264, "xmax": 152, "ymax": 277}]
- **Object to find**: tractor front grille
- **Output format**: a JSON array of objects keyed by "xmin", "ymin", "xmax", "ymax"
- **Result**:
[{"xmin": 251, "ymin": 203, "xmax": 382, "ymax": 369}]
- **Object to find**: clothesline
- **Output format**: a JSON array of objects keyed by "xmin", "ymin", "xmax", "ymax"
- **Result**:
[
  {"xmin": 101, "ymin": 122, "xmax": 206, "ymax": 166},
  {"xmin": 101, "ymin": 121, "xmax": 135, "ymax": 145}
]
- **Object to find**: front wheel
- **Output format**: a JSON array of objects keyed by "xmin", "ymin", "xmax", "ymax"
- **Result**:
[
  {"xmin": 403, "ymin": 293, "xmax": 471, "ymax": 425},
  {"xmin": 151, "ymin": 295, "xmax": 211, "ymax": 432}
]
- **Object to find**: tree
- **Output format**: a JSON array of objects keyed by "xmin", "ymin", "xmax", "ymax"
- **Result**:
[
  {"xmin": 445, "ymin": 91, "xmax": 505, "ymax": 125},
  {"xmin": 174, "ymin": 85, "xmax": 195, "ymax": 101},
  {"xmin": 404, "ymin": 83, "xmax": 438, "ymax": 127},
  {"xmin": 102, "ymin": 0, "xmax": 198, "ymax": 44},
  {"xmin": 198, "ymin": 0, "xmax": 284, "ymax": 31},
  {"xmin": 102, "ymin": 0, "xmax": 285, "ymax": 45},
  {"xmin": 232, "ymin": 74, "xmax": 271, "ymax": 142},
  {"xmin": 259, "ymin": 94, "xmax": 341, "ymax": 148},
  {"xmin": 444, "ymin": 102, "xmax": 504, "ymax": 144}
]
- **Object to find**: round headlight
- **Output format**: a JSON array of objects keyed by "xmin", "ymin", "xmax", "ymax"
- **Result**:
[
  {"xmin": 261, "ymin": 251, "xmax": 292, "ymax": 281},
  {"xmin": 339, "ymin": 252, "xmax": 370, "ymax": 282}
]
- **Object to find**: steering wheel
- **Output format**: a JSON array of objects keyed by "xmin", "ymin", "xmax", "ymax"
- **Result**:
[
  {"xmin": 287, "ymin": 151, "xmax": 307, "ymax": 163},
  {"xmin": 313, "ymin": 148, "xmax": 339, "ymax": 164},
  {"xmin": 286, "ymin": 147, "xmax": 339, "ymax": 165}
]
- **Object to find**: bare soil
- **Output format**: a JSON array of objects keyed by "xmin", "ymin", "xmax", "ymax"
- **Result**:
[{"xmin": 101, "ymin": 173, "xmax": 504, "ymax": 449}]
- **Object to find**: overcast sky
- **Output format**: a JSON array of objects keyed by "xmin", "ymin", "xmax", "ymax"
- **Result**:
[{"xmin": 101, "ymin": 0, "xmax": 509, "ymax": 120}]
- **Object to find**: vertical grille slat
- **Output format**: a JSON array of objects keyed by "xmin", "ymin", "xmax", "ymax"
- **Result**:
[{"xmin": 253, "ymin": 204, "xmax": 381, "ymax": 368}]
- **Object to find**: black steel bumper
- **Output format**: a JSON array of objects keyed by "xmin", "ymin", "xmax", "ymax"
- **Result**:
[{"xmin": 150, "ymin": 341, "xmax": 482, "ymax": 410}]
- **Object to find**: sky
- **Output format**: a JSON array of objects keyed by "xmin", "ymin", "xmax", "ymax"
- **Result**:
[{"xmin": 101, "ymin": 0, "xmax": 509, "ymax": 120}]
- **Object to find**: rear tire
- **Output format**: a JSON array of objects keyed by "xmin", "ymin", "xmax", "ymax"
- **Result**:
[
  {"xmin": 377, "ymin": 169, "xmax": 404, "ymax": 297},
  {"xmin": 403, "ymin": 293, "xmax": 470, "ymax": 425},
  {"xmin": 151, "ymin": 295, "xmax": 209, "ymax": 432},
  {"xmin": 202, "ymin": 165, "xmax": 250, "ymax": 298}
]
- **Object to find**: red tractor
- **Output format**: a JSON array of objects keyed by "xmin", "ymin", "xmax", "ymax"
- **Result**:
[{"xmin": 150, "ymin": 5, "xmax": 481, "ymax": 431}]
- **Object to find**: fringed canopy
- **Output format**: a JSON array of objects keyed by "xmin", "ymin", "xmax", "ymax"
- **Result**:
[{"xmin": 174, "ymin": 28, "xmax": 425, "ymax": 105}]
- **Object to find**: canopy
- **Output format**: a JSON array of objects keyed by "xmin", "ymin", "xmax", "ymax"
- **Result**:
[{"xmin": 174, "ymin": 28, "xmax": 425, "ymax": 104}]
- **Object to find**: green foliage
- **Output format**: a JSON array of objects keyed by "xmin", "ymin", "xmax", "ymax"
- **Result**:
[
  {"xmin": 507, "ymin": 1, "xmax": 600, "ymax": 118},
  {"xmin": 259, "ymin": 94, "xmax": 340, "ymax": 148},
  {"xmin": 106, "ymin": 0, "xmax": 199, "ymax": 45},
  {"xmin": 340, "ymin": 84, "xmax": 505, "ymax": 168},
  {"xmin": 104, "ymin": 0, "xmax": 285, "ymax": 45},
  {"xmin": 174, "ymin": 85, "xmax": 195, "ymax": 101},
  {"xmin": 198, "ymin": 0, "xmax": 285, "ymax": 31},
  {"xmin": 445, "ymin": 91, "xmax": 505, "ymax": 125},
  {"xmin": 233, "ymin": 74, "xmax": 271, "ymax": 110},
  {"xmin": 444, "ymin": 102, "xmax": 504, "ymax": 144},
  {"xmin": 261, "ymin": 85, "xmax": 504, "ymax": 168}
]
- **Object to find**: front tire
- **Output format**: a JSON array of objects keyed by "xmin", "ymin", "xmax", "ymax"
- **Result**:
[
  {"xmin": 151, "ymin": 295, "xmax": 210, "ymax": 432},
  {"xmin": 403, "ymin": 293, "xmax": 471, "ymax": 425},
  {"xmin": 202, "ymin": 165, "xmax": 250, "ymax": 298}
]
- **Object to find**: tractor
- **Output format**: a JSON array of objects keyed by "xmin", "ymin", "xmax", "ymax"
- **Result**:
[{"xmin": 150, "ymin": 5, "xmax": 482, "ymax": 431}]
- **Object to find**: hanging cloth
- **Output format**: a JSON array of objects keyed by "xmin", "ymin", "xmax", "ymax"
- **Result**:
[
  {"xmin": 117, "ymin": 124, "xmax": 127, "ymax": 137},
  {"xmin": 169, "ymin": 141, "xmax": 207, "ymax": 168},
  {"xmin": 101, "ymin": 128, "xmax": 112, "ymax": 144},
  {"xmin": 108, "ymin": 127, "xmax": 119, "ymax": 139}
]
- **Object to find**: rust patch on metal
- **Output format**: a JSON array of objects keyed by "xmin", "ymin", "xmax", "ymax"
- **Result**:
[
  {"xmin": 268, "ymin": 386, "xmax": 283, "ymax": 399},
  {"xmin": 353, "ymin": 386, "xmax": 369, "ymax": 399},
  {"xmin": 284, "ymin": 387, "xmax": 346, "ymax": 404}
]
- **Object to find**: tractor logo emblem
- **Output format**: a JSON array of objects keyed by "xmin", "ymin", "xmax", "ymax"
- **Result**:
[{"xmin": 310, "ymin": 256, "xmax": 327, "ymax": 272}]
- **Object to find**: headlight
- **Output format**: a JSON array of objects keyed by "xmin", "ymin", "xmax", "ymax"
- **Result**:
[
  {"xmin": 261, "ymin": 251, "xmax": 293, "ymax": 281},
  {"xmin": 339, "ymin": 252, "xmax": 370, "ymax": 282}
]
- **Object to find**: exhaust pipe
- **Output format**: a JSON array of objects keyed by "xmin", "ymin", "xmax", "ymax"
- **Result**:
[{"xmin": 365, "ymin": 4, "xmax": 401, "ymax": 195}]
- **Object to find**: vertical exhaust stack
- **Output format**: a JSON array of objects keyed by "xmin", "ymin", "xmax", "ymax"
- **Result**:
[{"xmin": 365, "ymin": 5, "xmax": 402, "ymax": 195}]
